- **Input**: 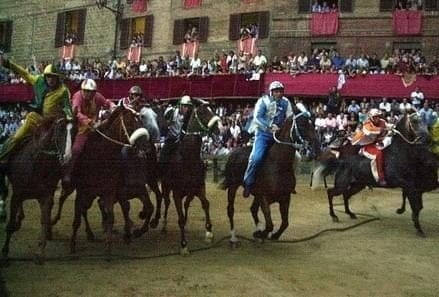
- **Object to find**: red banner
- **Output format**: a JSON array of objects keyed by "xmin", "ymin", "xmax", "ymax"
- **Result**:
[
  {"xmin": 132, "ymin": 0, "xmax": 147, "ymax": 13},
  {"xmin": 183, "ymin": 0, "xmax": 202, "ymax": 9},
  {"xmin": 311, "ymin": 12, "xmax": 339, "ymax": 36},
  {"xmin": 392, "ymin": 10, "xmax": 422, "ymax": 35}
]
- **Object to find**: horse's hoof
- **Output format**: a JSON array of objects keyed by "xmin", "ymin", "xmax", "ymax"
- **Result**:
[
  {"xmin": 32, "ymin": 253, "xmax": 45, "ymax": 265},
  {"xmin": 180, "ymin": 247, "xmax": 190, "ymax": 256},
  {"xmin": 269, "ymin": 233, "xmax": 280, "ymax": 241},
  {"xmin": 205, "ymin": 231, "xmax": 214, "ymax": 244},
  {"xmin": 86, "ymin": 233, "xmax": 96, "ymax": 242},
  {"xmin": 123, "ymin": 234, "xmax": 132, "ymax": 244},
  {"xmin": 349, "ymin": 214, "xmax": 357, "ymax": 219},
  {"xmin": 417, "ymin": 230, "xmax": 426, "ymax": 238},
  {"xmin": 132, "ymin": 229, "xmax": 144, "ymax": 238},
  {"xmin": 396, "ymin": 208, "xmax": 405, "ymax": 215},
  {"xmin": 229, "ymin": 240, "xmax": 240, "ymax": 249},
  {"xmin": 69, "ymin": 244, "xmax": 76, "ymax": 254},
  {"xmin": 331, "ymin": 216, "xmax": 339, "ymax": 223},
  {"xmin": 150, "ymin": 219, "xmax": 159, "ymax": 229},
  {"xmin": 161, "ymin": 228, "xmax": 167, "ymax": 234},
  {"xmin": 253, "ymin": 230, "xmax": 263, "ymax": 239}
]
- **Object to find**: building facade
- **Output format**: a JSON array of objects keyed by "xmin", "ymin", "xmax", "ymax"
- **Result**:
[{"xmin": 0, "ymin": 0, "xmax": 438, "ymax": 65}]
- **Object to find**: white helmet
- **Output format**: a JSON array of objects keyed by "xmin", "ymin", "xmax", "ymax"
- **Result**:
[
  {"xmin": 269, "ymin": 81, "xmax": 284, "ymax": 92},
  {"xmin": 368, "ymin": 108, "xmax": 382, "ymax": 118},
  {"xmin": 179, "ymin": 95, "xmax": 192, "ymax": 106},
  {"xmin": 81, "ymin": 79, "xmax": 97, "ymax": 91}
]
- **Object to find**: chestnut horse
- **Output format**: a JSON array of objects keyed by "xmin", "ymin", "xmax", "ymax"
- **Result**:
[
  {"xmin": 1, "ymin": 116, "xmax": 73, "ymax": 262},
  {"xmin": 221, "ymin": 107, "xmax": 320, "ymax": 245},
  {"xmin": 160, "ymin": 98, "xmax": 222, "ymax": 254}
]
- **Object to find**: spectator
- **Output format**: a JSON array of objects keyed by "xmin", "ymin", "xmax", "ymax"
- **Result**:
[
  {"xmin": 326, "ymin": 86, "xmax": 341, "ymax": 114},
  {"xmin": 347, "ymin": 100, "xmax": 361, "ymax": 114},
  {"xmin": 418, "ymin": 102, "xmax": 435, "ymax": 127},
  {"xmin": 379, "ymin": 97, "xmax": 391, "ymax": 114},
  {"xmin": 410, "ymin": 86, "xmax": 424, "ymax": 109}
]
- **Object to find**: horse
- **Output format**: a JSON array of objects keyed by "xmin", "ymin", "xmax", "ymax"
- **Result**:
[
  {"xmin": 314, "ymin": 113, "xmax": 438, "ymax": 236},
  {"xmin": 221, "ymin": 107, "xmax": 320, "ymax": 245},
  {"xmin": 1, "ymin": 115, "xmax": 73, "ymax": 262},
  {"xmin": 160, "ymin": 98, "xmax": 222, "ymax": 255},
  {"xmin": 64, "ymin": 105, "xmax": 154, "ymax": 257}
]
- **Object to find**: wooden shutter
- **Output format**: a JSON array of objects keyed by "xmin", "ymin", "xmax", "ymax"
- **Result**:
[
  {"xmin": 298, "ymin": 0, "xmax": 310, "ymax": 13},
  {"xmin": 258, "ymin": 11, "xmax": 270, "ymax": 39},
  {"xmin": 4, "ymin": 21, "xmax": 13, "ymax": 52},
  {"xmin": 173, "ymin": 19, "xmax": 185, "ymax": 45},
  {"xmin": 425, "ymin": 0, "xmax": 439, "ymax": 10},
  {"xmin": 198, "ymin": 17, "xmax": 209, "ymax": 43},
  {"xmin": 119, "ymin": 18, "xmax": 130, "ymax": 50},
  {"xmin": 54, "ymin": 12, "xmax": 66, "ymax": 48},
  {"xmin": 229, "ymin": 14, "xmax": 241, "ymax": 40},
  {"xmin": 143, "ymin": 15, "xmax": 154, "ymax": 47},
  {"xmin": 340, "ymin": 0, "xmax": 353, "ymax": 12},
  {"xmin": 379, "ymin": 0, "xmax": 394, "ymax": 11},
  {"xmin": 76, "ymin": 9, "xmax": 87, "ymax": 45}
]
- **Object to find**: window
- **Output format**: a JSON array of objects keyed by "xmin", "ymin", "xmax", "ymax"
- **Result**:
[
  {"xmin": 229, "ymin": 11, "xmax": 270, "ymax": 41},
  {"xmin": 311, "ymin": 42, "xmax": 337, "ymax": 53},
  {"xmin": 120, "ymin": 15, "xmax": 154, "ymax": 49},
  {"xmin": 299, "ymin": 0, "xmax": 353, "ymax": 13},
  {"xmin": 380, "ymin": 0, "xmax": 438, "ymax": 11},
  {"xmin": 393, "ymin": 42, "xmax": 422, "ymax": 52},
  {"xmin": 0, "ymin": 21, "xmax": 13, "ymax": 52},
  {"xmin": 173, "ymin": 17, "xmax": 209, "ymax": 45},
  {"xmin": 54, "ymin": 9, "xmax": 87, "ymax": 48}
]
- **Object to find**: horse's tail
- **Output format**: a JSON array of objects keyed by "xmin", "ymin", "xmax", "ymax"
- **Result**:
[{"xmin": 311, "ymin": 157, "xmax": 339, "ymax": 190}]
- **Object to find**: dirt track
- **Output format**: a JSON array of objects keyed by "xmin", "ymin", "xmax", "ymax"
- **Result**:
[{"xmin": 1, "ymin": 175, "xmax": 439, "ymax": 297}]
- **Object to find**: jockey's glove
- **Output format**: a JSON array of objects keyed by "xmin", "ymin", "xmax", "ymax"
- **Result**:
[{"xmin": 271, "ymin": 124, "xmax": 280, "ymax": 133}]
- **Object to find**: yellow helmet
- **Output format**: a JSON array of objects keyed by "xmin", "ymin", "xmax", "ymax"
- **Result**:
[{"xmin": 43, "ymin": 64, "xmax": 61, "ymax": 76}]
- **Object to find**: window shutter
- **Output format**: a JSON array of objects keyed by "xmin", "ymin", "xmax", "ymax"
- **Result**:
[
  {"xmin": 119, "ymin": 18, "xmax": 130, "ymax": 50},
  {"xmin": 173, "ymin": 19, "xmax": 185, "ymax": 45},
  {"xmin": 198, "ymin": 17, "xmax": 209, "ymax": 43},
  {"xmin": 298, "ymin": 0, "xmax": 310, "ymax": 13},
  {"xmin": 258, "ymin": 11, "xmax": 270, "ymax": 39},
  {"xmin": 340, "ymin": 0, "xmax": 353, "ymax": 12},
  {"xmin": 425, "ymin": 0, "xmax": 438, "ymax": 10},
  {"xmin": 54, "ymin": 12, "xmax": 66, "ymax": 48},
  {"xmin": 229, "ymin": 14, "xmax": 242, "ymax": 41},
  {"xmin": 76, "ymin": 9, "xmax": 87, "ymax": 45},
  {"xmin": 4, "ymin": 21, "xmax": 13, "ymax": 52},
  {"xmin": 379, "ymin": 0, "xmax": 394, "ymax": 11},
  {"xmin": 143, "ymin": 15, "xmax": 154, "ymax": 47}
]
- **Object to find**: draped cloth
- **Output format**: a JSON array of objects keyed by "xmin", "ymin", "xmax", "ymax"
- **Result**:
[
  {"xmin": 238, "ymin": 37, "xmax": 257, "ymax": 56},
  {"xmin": 182, "ymin": 41, "xmax": 200, "ymax": 58},
  {"xmin": 132, "ymin": 0, "xmax": 147, "ymax": 13},
  {"xmin": 183, "ymin": 0, "xmax": 202, "ymax": 9},
  {"xmin": 392, "ymin": 10, "xmax": 422, "ymax": 35},
  {"xmin": 128, "ymin": 46, "xmax": 142, "ymax": 63},
  {"xmin": 311, "ymin": 12, "xmax": 339, "ymax": 36},
  {"xmin": 61, "ymin": 45, "xmax": 75, "ymax": 60}
]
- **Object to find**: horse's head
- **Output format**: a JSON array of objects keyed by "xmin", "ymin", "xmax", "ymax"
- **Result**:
[
  {"xmin": 100, "ymin": 105, "xmax": 153, "ymax": 156},
  {"xmin": 395, "ymin": 112, "xmax": 430, "ymax": 144},
  {"xmin": 276, "ymin": 104, "xmax": 320, "ymax": 161},
  {"xmin": 33, "ymin": 116, "xmax": 74, "ymax": 165},
  {"xmin": 184, "ymin": 98, "xmax": 222, "ymax": 138}
]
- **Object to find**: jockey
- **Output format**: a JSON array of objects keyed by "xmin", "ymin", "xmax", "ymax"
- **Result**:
[
  {"xmin": 62, "ymin": 79, "xmax": 115, "ymax": 186},
  {"xmin": 351, "ymin": 108, "xmax": 392, "ymax": 186},
  {"xmin": 0, "ymin": 55, "xmax": 72, "ymax": 164},
  {"xmin": 242, "ymin": 81, "xmax": 293, "ymax": 198},
  {"xmin": 118, "ymin": 85, "xmax": 147, "ymax": 111},
  {"xmin": 159, "ymin": 95, "xmax": 193, "ymax": 164}
]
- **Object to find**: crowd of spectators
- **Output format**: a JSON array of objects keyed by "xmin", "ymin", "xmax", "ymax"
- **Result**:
[
  {"xmin": 1, "ymin": 47, "xmax": 438, "ymax": 85},
  {"xmin": 0, "ymin": 103, "xmax": 28, "ymax": 145}
]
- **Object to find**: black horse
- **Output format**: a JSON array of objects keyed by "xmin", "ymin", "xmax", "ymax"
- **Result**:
[
  {"xmin": 314, "ymin": 113, "xmax": 438, "ymax": 236},
  {"xmin": 1, "ymin": 116, "xmax": 73, "ymax": 262},
  {"xmin": 160, "ymin": 98, "xmax": 222, "ymax": 255},
  {"xmin": 221, "ymin": 107, "xmax": 320, "ymax": 245}
]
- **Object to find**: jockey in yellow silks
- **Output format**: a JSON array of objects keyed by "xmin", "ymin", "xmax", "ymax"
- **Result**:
[{"xmin": 0, "ymin": 56, "xmax": 72, "ymax": 163}]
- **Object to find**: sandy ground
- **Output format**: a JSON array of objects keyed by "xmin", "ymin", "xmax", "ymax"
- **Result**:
[{"xmin": 1, "ymin": 174, "xmax": 438, "ymax": 297}]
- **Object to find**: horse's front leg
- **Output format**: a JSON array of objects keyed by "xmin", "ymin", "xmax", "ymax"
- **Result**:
[
  {"xmin": 161, "ymin": 182, "xmax": 172, "ymax": 234},
  {"xmin": 173, "ymin": 191, "xmax": 189, "ymax": 255},
  {"xmin": 196, "ymin": 186, "xmax": 213, "ymax": 244},
  {"xmin": 406, "ymin": 191, "xmax": 425, "ymax": 237},
  {"xmin": 253, "ymin": 197, "xmax": 273, "ymax": 240},
  {"xmin": 343, "ymin": 183, "xmax": 365, "ymax": 219},
  {"xmin": 51, "ymin": 186, "xmax": 73, "ymax": 226},
  {"xmin": 148, "ymin": 181, "xmax": 162, "ymax": 229},
  {"xmin": 270, "ymin": 195, "xmax": 291, "ymax": 240},
  {"xmin": 118, "ymin": 199, "xmax": 133, "ymax": 243},
  {"xmin": 35, "ymin": 195, "xmax": 54, "ymax": 264},
  {"xmin": 102, "ymin": 194, "xmax": 116, "ymax": 260},
  {"xmin": 133, "ymin": 192, "xmax": 154, "ymax": 238},
  {"xmin": 396, "ymin": 190, "xmax": 408, "ymax": 214},
  {"xmin": 1, "ymin": 194, "xmax": 21, "ymax": 260},
  {"xmin": 227, "ymin": 186, "xmax": 239, "ymax": 247},
  {"xmin": 250, "ymin": 199, "xmax": 263, "ymax": 232}
]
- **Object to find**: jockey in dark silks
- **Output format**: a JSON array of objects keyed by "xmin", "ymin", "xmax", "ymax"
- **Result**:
[{"xmin": 159, "ymin": 95, "xmax": 193, "ymax": 166}]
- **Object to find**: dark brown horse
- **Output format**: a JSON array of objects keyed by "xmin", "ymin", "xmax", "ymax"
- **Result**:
[
  {"xmin": 1, "ymin": 116, "xmax": 73, "ymax": 262},
  {"xmin": 314, "ymin": 113, "xmax": 438, "ymax": 236},
  {"xmin": 221, "ymin": 107, "xmax": 320, "ymax": 245},
  {"xmin": 160, "ymin": 98, "xmax": 222, "ymax": 255},
  {"xmin": 64, "ymin": 105, "xmax": 153, "ymax": 257}
]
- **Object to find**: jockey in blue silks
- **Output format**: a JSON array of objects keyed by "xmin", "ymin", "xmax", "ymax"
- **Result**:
[{"xmin": 243, "ymin": 80, "xmax": 293, "ymax": 198}]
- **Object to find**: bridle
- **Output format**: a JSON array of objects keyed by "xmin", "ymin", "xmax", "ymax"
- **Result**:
[
  {"xmin": 391, "ymin": 113, "xmax": 423, "ymax": 145},
  {"xmin": 272, "ymin": 111, "xmax": 310, "ymax": 149},
  {"xmin": 182, "ymin": 105, "xmax": 220, "ymax": 137}
]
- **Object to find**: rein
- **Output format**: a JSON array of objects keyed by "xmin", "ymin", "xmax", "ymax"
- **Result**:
[
  {"xmin": 272, "ymin": 111, "xmax": 308, "ymax": 148},
  {"xmin": 95, "ymin": 114, "xmax": 133, "ymax": 148},
  {"xmin": 390, "ymin": 128, "xmax": 421, "ymax": 145}
]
